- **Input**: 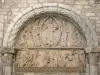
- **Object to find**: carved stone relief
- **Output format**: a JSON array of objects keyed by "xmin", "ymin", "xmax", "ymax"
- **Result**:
[
  {"xmin": 2, "ymin": 4, "xmax": 98, "ymax": 75},
  {"xmin": 14, "ymin": 15, "xmax": 86, "ymax": 75},
  {"xmin": 15, "ymin": 49, "xmax": 85, "ymax": 68},
  {"xmin": 15, "ymin": 15, "xmax": 85, "ymax": 48}
]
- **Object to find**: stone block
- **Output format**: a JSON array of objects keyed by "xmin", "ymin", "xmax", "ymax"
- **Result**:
[
  {"xmin": 96, "ymin": 20, "xmax": 100, "ymax": 23},
  {"xmin": 89, "ymin": 17, "xmax": 99, "ymax": 20},
  {"xmin": 90, "ymin": 66, "xmax": 98, "ymax": 75},
  {"xmin": 15, "ymin": 72, "xmax": 24, "ymax": 75},
  {"xmin": 65, "ymin": 0, "xmax": 75, "ymax": 4},
  {"xmin": 96, "ymin": 27, "xmax": 100, "ymax": 32},
  {"xmin": 72, "ymin": 8, "xmax": 82, "ymax": 14},
  {"xmin": 73, "ymin": 5, "xmax": 83, "ymax": 10},
  {"xmin": 0, "ymin": 23, "xmax": 3, "ymax": 30},
  {"xmin": 0, "ymin": 31, "xmax": 3, "ymax": 38},
  {"xmin": 24, "ymin": 73, "xmax": 34, "ymax": 75},
  {"xmin": 30, "ymin": 4, "xmax": 42, "ymax": 9},
  {"xmin": 18, "ymin": 3, "xmax": 28, "ymax": 8},
  {"xmin": 14, "ymin": 0, "xmax": 27, "ymax": 3},
  {"xmin": 0, "ymin": 11, "xmax": 7, "ymax": 15},
  {"xmin": 11, "ymin": 8, "xmax": 20, "ymax": 12},
  {"xmin": 12, "ymin": 12, "xmax": 22, "ymax": 16},
  {"xmin": 96, "ymin": 24, "xmax": 100, "ymax": 28},
  {"xmin": 4, "ymin": 16, "xmax": 8, "ymax": 20},
  {"xmin": 58, "ymin": 3, "xmax": 72, "ymax": 11},
  {"xmin": 0, "ymin": 15, "xmax": 4, "ymax": 22},
  {"xmin": 89, "ymin": 0, "xmax": 94, "ymax": 5},
  {"xmin": 0, "ymin": 39, "xmax": 2, "ymax": 47},
  {"xmin": 3, "ymin": 66, "xmax": 12, "ymax": 75},
  {"xmin": 43, "ymin": 3, "xmax": 57, "ymax": 7},
  {"xmin": 47, "ymin": 0, "xmax": 58, "ymax": 2},
  {"xmin": 84, "ymin": 5, "xmax": 91, "ymax": 9},
  {"xmin": 0, "ymin": 9, "xmax": 9, "ymax": 12},
  {"xmin": 58, "ymin": 0, "xmax": 65, "ymax": 3},
  {"xmin": 28, "ymin": 0, "xmax": 38, "ymax": 3},
  {"xmin": 75, "ymin": 0, "xmax": 88, "ymax": 4},
  {"xmin": 86, "ymin": 13, "xmax": 96, "ymax": 16},
  {"xmin": 39, "ymin": 0, "xmax": 46, "ymax": 3}
]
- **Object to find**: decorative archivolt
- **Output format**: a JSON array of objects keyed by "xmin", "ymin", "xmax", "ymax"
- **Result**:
[{"xmin": 3, "ymin": 3, "xmax": 98, "ymax": 52}]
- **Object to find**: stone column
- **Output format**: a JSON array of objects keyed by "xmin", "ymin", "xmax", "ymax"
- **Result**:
[
  {"xmin": 85, "ymin": 53, "xmax": 90, "ymax": 75},
  {"xmin": 1, "ymin": 48, "xmax": 14, "ymax": 75},
  {"xmin": 97, "ymin": 53, "xmax": 100, "ymax": 75},
  {"xmin": 89, "ymin": 53, "xmax": 98, "ymax": 75}
]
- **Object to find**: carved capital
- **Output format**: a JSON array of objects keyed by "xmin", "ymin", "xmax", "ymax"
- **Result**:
[
  {"xmin": 1, "ymin": 47, "xmax": 15, "ymax": 54},
  {"xmin": 1, "ymin": 48, "xmax": 15, "ymax": 66},
  {"xmin": 2, "ymin": 53, "xmax": 13, "ymax": 66}
]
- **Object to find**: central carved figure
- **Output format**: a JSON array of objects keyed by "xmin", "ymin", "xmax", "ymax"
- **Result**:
[{"xmin": 40, "ymin": 17, "xmax": 61, "ymax": 47}]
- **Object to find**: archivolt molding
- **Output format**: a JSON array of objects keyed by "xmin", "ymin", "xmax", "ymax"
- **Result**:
[{"xmin": 3, "ymin": 3, "xmax": 98, "ymax": 52}]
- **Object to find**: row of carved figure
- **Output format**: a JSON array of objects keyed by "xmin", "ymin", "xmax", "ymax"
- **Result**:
[{"xmin": 15, "ymin": 49, "xmax": 85, "ymax": 68}]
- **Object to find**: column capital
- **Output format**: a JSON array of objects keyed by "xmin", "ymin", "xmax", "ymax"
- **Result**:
[
  {"xmin": 1, "ymin": 47, "xmax": 14, "ymax": 66},
  {"xmin": 1, "ymin": 47, "xmax": 15, "ymax": 55}
]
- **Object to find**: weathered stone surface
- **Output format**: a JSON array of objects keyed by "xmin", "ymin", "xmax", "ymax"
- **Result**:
[
  {"xmin": 3, "ymin": 66, "xmax": 12, "ymax": 75},
  {"xmin": 0, "ymin": 32, "xmax": 3, "ymax": 39},
  {"xmin": 12, "ymin": 12, "xmax": 22, "ymax": 16},
  {"xmin": 18, "ymin": 3, "xmax": 28, "ymax": 8},
  {"xmin": 11, "ymin": 8, "xmax": 20, "ymax": 12},
  {"xmin": 73, "ymin": 5, "xmax": 83, "ymax": 10},
  {"xmin": 39, "ymin": 0, "xmax": 46, "ymax": 3},
  {"xmin": 28, "ymin": 0, "xmax": 38, "ymax": 3},
  {"xmin": 65, "ymin": 0, "xmax": 75, "ymax": 4},
  {"xmin": 58, "ymin": 0, "xmax": 65, "ymax": 3},
  {"xmin": 47, "ymin": 0, "xmax": 58, "ymax": 2},
  {"xmin": 14, "ymin": 0, "xmax": 27, "ymax": 3},
  {"xmin": 96, "ymin": 27, "xmax": 100, "ymax": 32},
  {"xmin": 86, "ymin": 13, "xmax": 96, "ymax": 16},
  {"xmin": 0, "ymin": 1, "xmax": 100, "ymax": 75},
  {"xmin": 84, "ymin": 5, "xmax": 91, "ymax": 9},
  {"xmin": 0, "ymin": 23, "xmax": 3, "ymax": 29},
  {"xmin": 0, "ymin": 11, "xmax": 7, "ymax": 15},
  {"xmin": 0, "ymin": 15, "xmax": 4, "ymax": 22},
  {"xmin": 75, "ymin": 0, "xmax": 88, "ymax": 4}
]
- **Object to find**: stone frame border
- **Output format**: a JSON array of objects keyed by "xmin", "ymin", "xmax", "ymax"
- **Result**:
[{"xmin": 3, "ymin": 3, "xmax": 98, "ymax": 52}]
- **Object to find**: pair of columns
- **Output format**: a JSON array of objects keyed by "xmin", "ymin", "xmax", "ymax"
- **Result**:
[{"xmin": 1, "ymin": 48, "xmax": 99, "ymax": 75}]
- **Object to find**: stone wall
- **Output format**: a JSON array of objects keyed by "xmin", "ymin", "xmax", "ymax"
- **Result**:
[
  {"xmin": 0, "ymin": 0, "xmax": 100, "ymax": 47},
  {"xmin": 0, "ymin": 0, "xmax": 100, "ymax": 75}
]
